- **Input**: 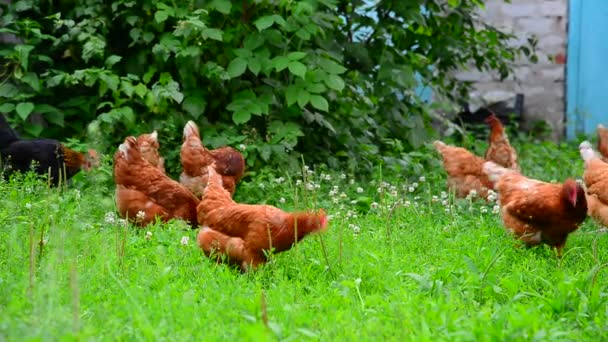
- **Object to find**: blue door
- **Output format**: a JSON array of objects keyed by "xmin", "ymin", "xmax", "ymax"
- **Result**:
[{"xmin": 567, "ymin": 0, "xmax": 608, "ymax": 138}]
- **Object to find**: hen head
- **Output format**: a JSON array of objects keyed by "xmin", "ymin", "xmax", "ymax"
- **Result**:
[
  {"xmin": 562, "ymin": 178, "xmax": 587, "ymax": 209},
  {"xmin": 82, "ymin": 149, "xmax": 100, "ymax": 171}
]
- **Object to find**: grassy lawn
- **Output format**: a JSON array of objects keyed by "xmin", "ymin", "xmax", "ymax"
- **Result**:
[{"xmin": 1, "ymin": 138, "xmax": 607, "ymax": 341}]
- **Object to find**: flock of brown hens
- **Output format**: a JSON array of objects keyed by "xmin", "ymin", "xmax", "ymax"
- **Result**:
[
  {"xmin": 113, "ymin": 116, "xmax": 608, "ymax": 270},
  {"xmin": 435, "ymin": 116, "xmax": 608, "ymax": 257},
  {"xmin": 113, "ymin": 121, "xmax": 328, "ymax": 271}
]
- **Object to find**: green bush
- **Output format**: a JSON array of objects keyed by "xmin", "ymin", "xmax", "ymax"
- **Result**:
[{"xmin": 0, "ymin": 0, "xmax": 535, "ymax": 177}]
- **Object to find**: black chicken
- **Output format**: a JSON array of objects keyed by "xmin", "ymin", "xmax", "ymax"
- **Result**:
[{"xmin": 0, "ymin": 114, "xmax": 99, "ymax": 185}]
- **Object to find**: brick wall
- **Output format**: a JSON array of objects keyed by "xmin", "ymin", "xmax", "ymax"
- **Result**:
[{"xmin": 456, "ymin": 0, "xmax": 568, "ymax": 140}]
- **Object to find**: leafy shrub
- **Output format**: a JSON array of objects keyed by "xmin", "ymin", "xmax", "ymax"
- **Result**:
[{"xmin": 0, "ymin": 0, "xmax": 535, "ymax": 177}]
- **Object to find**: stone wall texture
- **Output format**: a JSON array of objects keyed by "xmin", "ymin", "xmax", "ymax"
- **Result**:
[{"xmin": 456, "ymin": 0, "xmax": 568, "ymax": 140}]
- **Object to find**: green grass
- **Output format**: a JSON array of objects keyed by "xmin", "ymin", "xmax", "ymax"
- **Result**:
[{"xmin": 1, "ymin": 139, "xmax": 608, "ymax": 341}]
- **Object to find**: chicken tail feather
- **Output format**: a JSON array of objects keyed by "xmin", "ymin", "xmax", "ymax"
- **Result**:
[
  {"xmin": 118, "ymin": 136, "xmax": 140, "ymax": 161},
  {"xmin": 579, "ymin": 140, "xmax": 599, "ymax": 162},
  {"xmin": 482, "ymin": 161, "xmax": 513, "ymax": 183},
  {"xmin": 184, "ymin": 120, "xmax": 200, "ymax": 140}
]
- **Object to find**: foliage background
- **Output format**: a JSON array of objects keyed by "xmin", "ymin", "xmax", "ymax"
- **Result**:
[{"xmin": 0, "ymin": 0, "xmax": 535, "ymax": 177}]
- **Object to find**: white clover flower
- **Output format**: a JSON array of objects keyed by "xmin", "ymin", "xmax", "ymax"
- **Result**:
[
  {"xmin": 390, "ymin": 190, "xmax": 398, "ymax": 196},
  {"xmin": 432, "ymin": 195, "xmax": 439, "ymax": 202},
  {"xmin": 279, "ymin": 197, "xmax": 286, "ymax": 204},
  {"xmin": 118, "ymin": 218, "xmax": 127, "ymax": 225},
  {"xmin": 274, "ymin": 177, "xmax": 285, "ymax": 184},
  {"xmin": 329, "ymin": 189, "xmax": 338, "ymax": 197},
  {"xmin": 465, "ymin": 190, "xmax": 478, "ymax": 200},
  {"xmin": 404, "ymin": 201, "xmax": 411, "ymax": 207},
  {"xmin": 412, "ymin": 182, "xmax": 419, "ymax": 188},
  {"xmin": 238, "ymin": 144, "xmax": 247, "ymax": 151},
  {"xmin": 419, "ymin": 176, "xmax": 426, "ymax": 182},
  {"xmin": 321, "ymin": 173, "xmax": 331, "ymax": 181},
  {"xmin": 180, "ymin": 236, "xmax": 190, "ymax": 246},
  {"xmin": 340, "ymin": 173, "xmax": 347, "ymax": 179},
  {"xmin": 25, "ymin": 202, "xmax": 32, "ymax": 209},
  {"xmin": 480, "ymin": 207, "xmax": 488, "ymax": 214},
  {"xmin": 441, "ymin": 199, "xmax": 449, "ymax": 206},
  {"xmin": 414, "ymin": 196, "xmax": 420, "ymax": 201},
  {"xmin": 136, "ymin": 210, "xmax": 146, "ymax": 221},
  {"xmin": 408, "ymin": 186, "xmax": 415, "ymax": 193},
  {"xmin": 333, "ymin": 185, "xmax": 339, "ymax": 190},
  {"xmin": 440, "ymin": 191, "xmax": 448, "ymax": 199},
  {"xmin": 315, "ymin": 183, "xmax": 321, "ymax": 190},
  {"xmin": 339, "ymin": 192, "xmax": 348, "ymax": 199},
  {"xmin": 296, "ymin": 179, "xmax": 302, "ymax": 186},
  {"xmin": 371, "ymin": 202, "xmax": 379, "ymax": 209},
  {"xmin": 377, "ymin": 187, "xmax": 382, "ymax": 193},
  {"xmin": 389, "ymin": 185, "xmax": 397, "ymax": 193},
  {"xmin": 356, "ymin": 187, "xmax": 364, "ymax": 193},
  {"xmin": 350, "ymin": 200, "xmax": 357, "ymax": 205},
  {"xmin": 145, "ymin": 231, "xmax": 153, "ymax": 240},
  {"xmin": 381, "ymin": 181, "xmax": 390, "ymax": 188},
  {"xmin": 332, "ymin": 197, "xmax": 340, "ymax": 204},
  {"xmin": 104, "ymin": 212, "xmax": 116, "ymax": 224},
  {"xmin": 353, "ymin": 226, "xmax": 361, "ymax": 235},
  {"xmin": 259, "ymin": 183, "xmax": 265, "ymax": 189},
  {"xmin": 492, "ymin": 205, "xmax": 500, "ymax": 214},
  {"xmin": 349, "ymin": 179, "xmax": 355, "ymax": 185}
]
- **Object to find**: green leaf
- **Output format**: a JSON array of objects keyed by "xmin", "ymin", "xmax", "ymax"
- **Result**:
[
  {"xmin": 105, "ymin": 55, "xmax": 122, "ymax": 67},
  {"xmin": 21, "ymin": 72, "xmax": 40, "ymax": 92},
  {"xmin": 99, "ymin": 73, "xmax": 120, "ymax": 92},
  {"xmin": 0, "ymin": 83, "xmax": 19, "ymax": 98},
  {"xmin": 227, "ymin": 57, "xmax": 248, "ymax": 78},
  {"xmin": 254, "ymin": 16, "xmax": 275, "ymax": 31},
  {"xmin": 288, "ymin": 61, "xmax": 307, "ymax": 79},
  {"xmin": 234, "ymin": 48, "xmax": 253, "ymax": 59},
  {"xmin": 182, "ymin": 95, "xmax": 207, "ymax": 119},
  {"xmin": 134, "ymin": 83, "xmax": 148, "ymax": 98},
  {"xmin": 210, "ymin": 0, "xmax": 231, "ymax": 14},
  {"xmin": 272, "ymin": 56, "xmax": 290, "ymax": 72},
  {"xmin": 309, "ymin": 95, "xmax": 329, "ymax": 111},
  {"xmin": 36, "ymin": 104, "xmax": 64, "ymax": 127},
  {"xmin": 232, "ymin": 111, "xmax": 251, "ymax": 124},
  {"xmin": 143, "ymin": 67, "xmax": 157, "ymax": 84},
  {"xmin": 297, "ymin": 90, "xmax": 310, "ymax": 108},
  {"xmin": 248, "ymin": 56, "xmax": 261, "ymax": 76},
  {"xmin": 202, "ymin": 28, "xmax": 223, "ymax": 41},
  {"xmin": 0, "ymin": 103, "xmax": 15, "ymax": 113},
  {"xmin": 324, "ymin": 74, "xmax": 345, "ymax": 91},
  {"xmin": 15, "ymin": 45, "xmax": 34, "ymax": 71},
  {"xmin": 15, "ymin": 102, "xmax": 35, "ymax": 120},
  {"xmin": 24, "ymin": 124, "xmax": 43, "ymax": 137},
  {"xmin": 121, "ymin": 80, "xmax": 135, "ymax": 97},
  {"xmin": 318, "ymin": 58, "xmax": 347, "ymax": 74},
  {"xmin": 287, "ymin": 52, "xmax": 307, "ymax": 61},
  {"xmin": 285, "ymin": 85, "xmax": 299, "ymax": 106},
  {"xmin": 46, "ymin": 74, "xmax": 65, "ymax": 88},
  {"xmin": 243, "ymin": 33, "xmax": 265, "ymax": 51},
  {"xmin": 155, "ymin": 10, "xmax": 169, "ymax": 23}
]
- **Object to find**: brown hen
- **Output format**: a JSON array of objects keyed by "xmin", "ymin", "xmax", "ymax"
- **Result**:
[
  {"xmin": 483, "ymin": 161, "xmax": 587, "ymax": 256},
  {"xmin": 484, "ymin": 113, "xmax": 520, "ymax": 172},
  {"xmin": 434, "ymin": 140, "xmax": 494, "ymax": 199},
  {"xmin": 180, "ymin": 121, "xmax": 245, "ymax": 197},
  {"xmin": 114, "ymin": 136, "xmax": 199, "ymax": 227},
  {"xmin": 579, "ymin": 141, "xmax": 608, "ymax": 228},
  {"xmin": 597, "ymin": 124, "xmax": 608, "ymax": 162},
  {"xmin": 196, "ymin": 165, "xmax": 328, "ymax": 271}
]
